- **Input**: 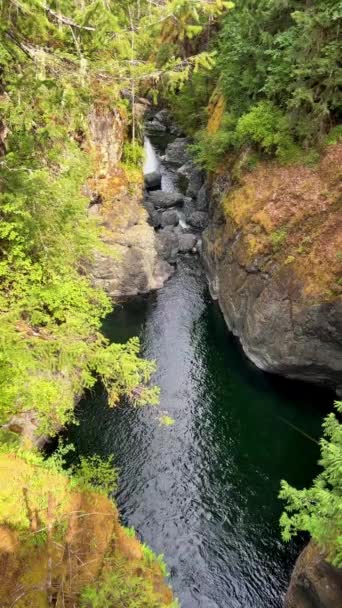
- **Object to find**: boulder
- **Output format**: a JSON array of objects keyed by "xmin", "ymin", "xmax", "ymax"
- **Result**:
[
  {"xmin": 188, "ymin": 211, "xmax": 209, "ymax": 230},
  {"xmin": 154, "ymin": 109, "xmax": 172, "ymax": 127},
  {"xmin": 160, "ymin": 210, "xmax": 179, "ymax": 228},
  {"xmin": 196, "ymin": 182, "xmax": 209, "ymax": 211},
  {"xmin": 145, "ymin": 118, "xmax": 167, "ymax": 133},
  {"xmin": 170, "ymin": 124, "xmax": 183, "ymax": 137},
  {"xmin": 178, "ymin": 233, "xmax": 198, "ymax": 253},
  {"xmin": 165, "ymin": 138, "xmax": 191, "ymax": 168},
  {"xmin": 144, "ymin": 170, "xmax": 161, "ymax": 190},
  {"xmin": 144, "ymin": 199, "xmax": 161, "ymax": 228},
  {"xmin": 177, "ymin": 161, "xmax": 203, "ymax": 197},
  {"xmin": 147, "ymin": 190, "xmax": 185, "ymax": 209},
  {"xmin": 157, "ymin": 229, "xmax": 179, "ymax": 263},
  {"xmin": 285, "ymin": 542, "xmax": 342, "ymax": 608},
  {"xmin": 177, "ymin": 161, "xmax": 194, "ymax": 181}
]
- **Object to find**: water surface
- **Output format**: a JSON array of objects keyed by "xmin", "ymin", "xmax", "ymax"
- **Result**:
[{"xmin": 67, "ymin": 258, "xmax": 328, "ymax": 608}]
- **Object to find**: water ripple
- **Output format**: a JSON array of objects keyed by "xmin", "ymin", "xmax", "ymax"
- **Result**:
[{"xmin": 67, "ymin": 257, "xmax": 327, "ymax": 608}]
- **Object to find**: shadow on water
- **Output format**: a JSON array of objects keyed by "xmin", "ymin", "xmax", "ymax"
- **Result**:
[{"xmin": 65, "ymin": 257, "xmax": 332, "ymax": 608}]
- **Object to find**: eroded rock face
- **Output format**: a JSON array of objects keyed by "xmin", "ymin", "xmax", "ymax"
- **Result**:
[
  {"xmin": 88, "ymin": 107, "xmax": 173, "ymax": 299},
  {"xmin": 202, "ymin": 145, "xmax": 342, "ymax": 393},
  {"xmin": 285, "ymin": 542, "xmax": 342, "ymax": 608}
]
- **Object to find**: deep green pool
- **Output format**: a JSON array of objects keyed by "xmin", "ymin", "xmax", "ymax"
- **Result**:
[{"xmin": 66, "ymin": 257, "xmax": 330, "ymax": 608}]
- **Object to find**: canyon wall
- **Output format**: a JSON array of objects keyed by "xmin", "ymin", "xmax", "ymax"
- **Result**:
[{"xmin": 202, "ymin": 144, "xmax": 342, "ymax": 394}]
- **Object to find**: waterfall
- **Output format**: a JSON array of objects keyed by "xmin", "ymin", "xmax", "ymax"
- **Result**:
[{"xmin": 143, "ymin": 136, "xmax": 159, "ymax": 175}]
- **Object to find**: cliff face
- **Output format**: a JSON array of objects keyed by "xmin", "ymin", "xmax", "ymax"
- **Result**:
[
  {"xmin": 202, "ymin": 144, "xmax": 342, "ymax": 393},
  {"xmin": 87, "ymin": 106, "xmax": 172, "ymax": 300}
]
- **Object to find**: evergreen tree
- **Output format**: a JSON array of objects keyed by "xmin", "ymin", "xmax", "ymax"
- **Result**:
[{"xmin": 280, "ymin": 401, "xmax": 342, "ymax": 567}]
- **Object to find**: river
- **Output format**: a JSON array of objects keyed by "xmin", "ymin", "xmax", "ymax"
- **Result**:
[{"xmin": 65, "ymin": 137, "xmax": 329, "ymax": 607}]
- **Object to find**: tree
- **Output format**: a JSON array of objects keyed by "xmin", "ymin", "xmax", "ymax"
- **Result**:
[{"xmin": 280, "ymin": 401, "xmax": 342, "ymax": 567}]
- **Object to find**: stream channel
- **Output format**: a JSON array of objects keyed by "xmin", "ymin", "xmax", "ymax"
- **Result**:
[{"xmin": 66, "ymin": 136, "xmax": 330, "ymax": 608}]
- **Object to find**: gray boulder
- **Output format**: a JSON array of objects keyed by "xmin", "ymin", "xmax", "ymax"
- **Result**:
[
  {"xmin": 170, "ymin": 124, "xmax": 183, "ymax": 137},
  {"xmin": 178, "ymin": 233, "xmax": 198, "ymax": 253},
  {"xmin": 157, "ymin": 229, "xmax": 179, "ymax": 263},
  {"xmin": 154, "ymin": 109, "xmax": 171, "ymax": 127},
  {"xmin": 177, "ymin": 161, "xmax": 204, "ymax": 198},
  {"xmin": 177, "ymin": 161, "xmax": 194, "ymax": 181},
  {"xmin": 144, "ymin": 199, "xmax": 162, "ymax": 228},
  {"xmin": 147, "ymin": 190, "xmax": 185, "ymax": 209},
  {"xmin": 165, "ymin": 138, "xmax": 191, "ymax": 168},
  {"xmin": 146, "ymin": 118, "xmax": 167, "ymax": 133},
  {"xmin": 188, "ymin": 211, "xmax": 209, "ymax": 230},
  {"xmin": 144, "ymin": 171, "xmax": 161, "ymax": 190},
  {"xmin": 160, "ymin": 210, "xmax": 179, "ymax": 228},
  {"xmin": 196, "ymin": 182, "xmax": 209, "ymax": 211}
]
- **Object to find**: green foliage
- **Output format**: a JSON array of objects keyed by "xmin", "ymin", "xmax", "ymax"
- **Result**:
[
  {"xmin": 123, "ymin": 525, "xmax": 136, "ymax": 538},
  {"xmin": 0, "ymin": 0, "xmax": 163, "ymax": 435},
  {"xmin": 159, "ymin": 415, "xmax": 175, "ymax": 427},
  {"xmin": 280, "ymin": 401, "xmax": 342, "ymax": 567},
  {"xmin": 326, "ymin": 125, "xmax": 342, "ymax": 146},
  {"xmin": 218, "ymin": 0, "xmax": 342, "ymax": 148},
  {"xmin": 122, "ymin": 141, "xmax": 145, "ymax": 167},
  {"xmin": 0, "ymin": 445, "xmax": 120, "ymax": 533},
  {"xmin": 190, "ymin": 114, "xmax": 236, "ymax": 170},
  {"xmin": 166, "ymin": 70, "xmax": 216, "ymax": 135},
  {"xmin": 141, "ymin": 543, "xmax": 169, "ymax": 577},
  {"xmin": 71, "ymin": 454, "xmax": 118, "ymax": 495},
  {"xmin": 81, "ymin": 569, "xmax": 179, "ymax": 608},
  {"xmin": 179, "ymin": 0, "xmax": 341, "ymax": 170},
  {"xmin": 235, "ymin": 102, "xmax": 296, "ymax": 161},
  {"xmin": 270, "ymin": 228, "xmax": 288, "ymax": 249}
]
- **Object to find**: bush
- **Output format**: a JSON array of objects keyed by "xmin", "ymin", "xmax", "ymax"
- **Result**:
[
  {"xmin": 122, "ymin": 141, "xmax": 145, "ymax": 167},
  {"xmin": 190, "ymin": 113, "xmax": 237, "ymax": 170},
  {"xmin": 80, "ymin": 570, "xmax": 179, "ymax": 608},
  {"xmin": 235, "ymin": 102, "xmax": 295, "ymax": 160}
]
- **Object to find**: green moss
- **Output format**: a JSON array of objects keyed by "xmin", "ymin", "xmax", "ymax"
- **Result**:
[{"xmin": 270, "ymin": 228, "xmax": 288, "ymax": 249}]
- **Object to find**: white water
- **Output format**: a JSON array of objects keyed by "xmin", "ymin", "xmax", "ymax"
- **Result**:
[{"xmin": 143, "ymin": 136, "xmax": 159, "ymax": 175}]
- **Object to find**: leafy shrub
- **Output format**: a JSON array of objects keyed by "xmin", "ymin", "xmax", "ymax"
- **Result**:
[
  {"xmin": 122, "ymin": 141, "xmax": 145, "ymax": 167},
  {"xmin": 71, "ymin": 455, "xmax": 118, "ymax": 495},
  {"xmin": 280, "ymin": 401, "xmax": 342, "ymax": 567},
  {"xmin": 80, "ymin": 570, "xmax": 179, "ymax": 608},
  {"xmin": 190, "ymin": 114, "xmax": 237, "ymax": 170},
  {"xmin": 235, "ymin": 102, "xmax": 295, "ymax": 160}
]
